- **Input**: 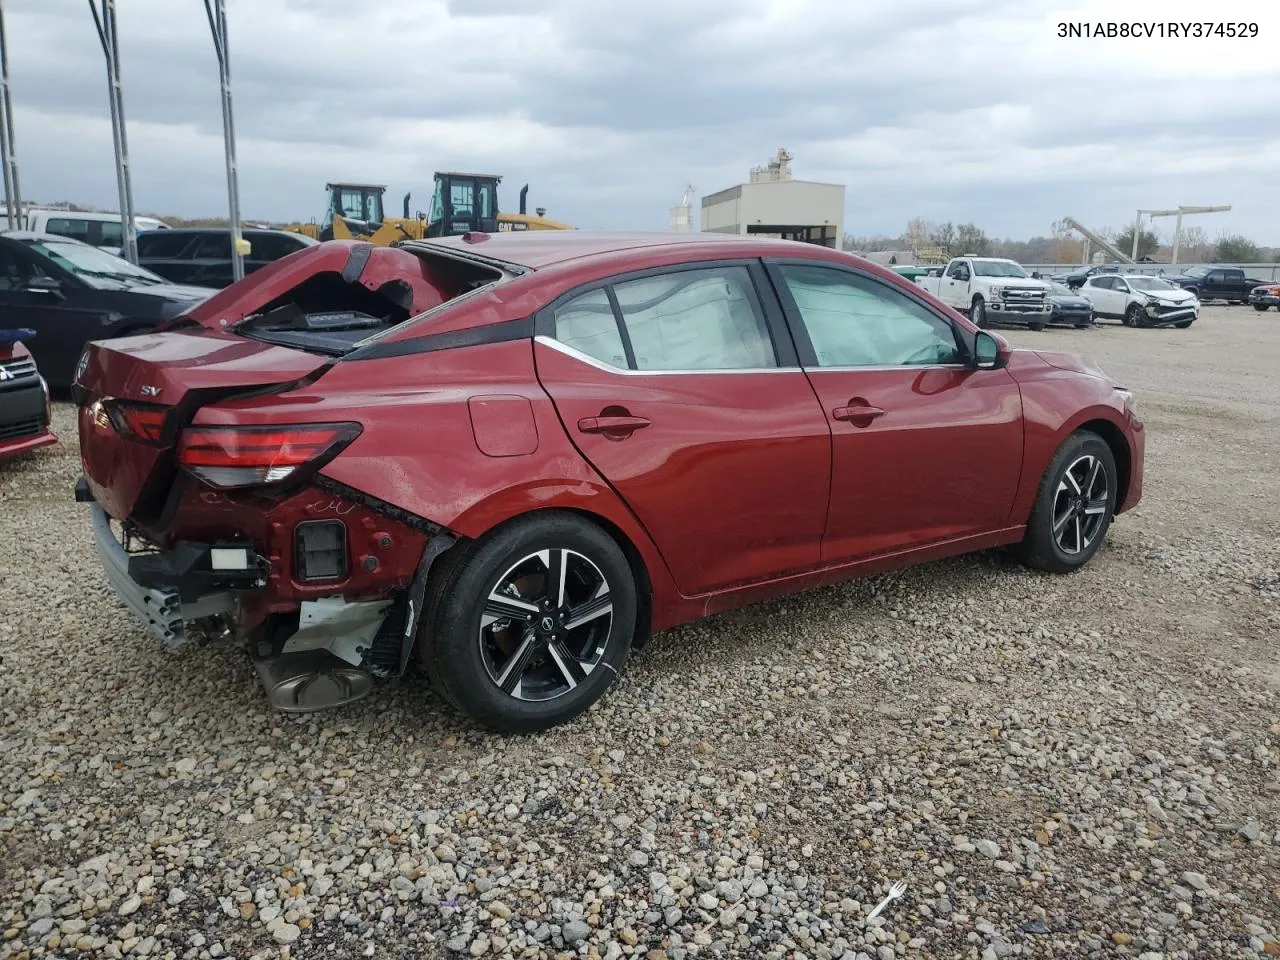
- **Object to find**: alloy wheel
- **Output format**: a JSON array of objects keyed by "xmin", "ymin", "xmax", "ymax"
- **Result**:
[
  {"xmin": 1052, "ymin": 454, "xmax": 1109, "ymax": 555},
  {"xmin": 478, "ymin": 548, "xmax": 613, "ymax": 702}
]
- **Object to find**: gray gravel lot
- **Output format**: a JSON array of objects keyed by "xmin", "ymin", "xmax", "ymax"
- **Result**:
[{"xmin": 2, "ymin": 305, "xmax": 1279, "ymax": 960}]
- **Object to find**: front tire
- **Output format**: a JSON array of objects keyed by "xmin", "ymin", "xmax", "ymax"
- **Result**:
[
  {"xmin": 971, "ymin": 297, "xmax": 987, "ymax": 327},
  {"xmin": 1016, "ymin": 431, "xmax": 1117, "ymax": 574},
  {"xmin": 1255, "ymin": 304, "xmax": 1270, "ymax": 312},
  {"xmin": 419, "ymin": 512, "xmax": 636, "ymax": 733},
  {"xmin": 1174, "ymin": 319, "xmax": 1193, "ymax": 328},
  {"xmin": 1123, "ymin": 303, "xmax": 1145, "ymax": 328}
]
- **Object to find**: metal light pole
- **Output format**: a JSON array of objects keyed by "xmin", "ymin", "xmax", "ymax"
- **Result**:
[
  {"xmin": 0, "ymin": 0, "xmax": 23, "ymax": 230},
  {"xmin": 204, "ymin": 0, "xmax": 244, "ymax": 283},
  {"xmin": 88, "ymin": 0, "xmax": 138, "ymax": 263}
]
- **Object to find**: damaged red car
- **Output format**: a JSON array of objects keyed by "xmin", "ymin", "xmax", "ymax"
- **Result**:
[
  {"xmin": 1, "ymin": 329, "xmax": 56, "ymax": 460},
  {"xmin": 74, "ymin": 233, "xmax": 1144, "ymax": 732}
]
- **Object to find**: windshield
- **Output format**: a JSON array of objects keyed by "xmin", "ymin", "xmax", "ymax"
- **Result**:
[
  {"xmin": 1050, "ymin": 282, "xmax": 1075, "ymax": 296},
  {"xmin": 24, "ymin": 239, "xmax": 165, "ymax": 288},
  {"xmin": 972, "ymin": 260, "xmax": 1028, "ymax": 278},
  {"xmin": 1183, "ymin": 266, "xmax": 1209, "ymax": 278},
  {"xmin": 1128, "ymin": 277, "xmax": 1176, "ymax": 292}
]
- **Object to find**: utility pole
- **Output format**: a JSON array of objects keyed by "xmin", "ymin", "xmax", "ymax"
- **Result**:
[
  {"xmin": 203, "ymin": 0, "xmax": 245, "ymax": 283},
  {"xmin": 0, "ymin": 0, "xmax": 23, "ymax": 230},
  {"xmin": 88, "ymin": 0, "xmax": 138, "ymax": 264}
]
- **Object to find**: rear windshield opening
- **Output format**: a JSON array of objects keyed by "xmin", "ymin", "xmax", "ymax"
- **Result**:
[{"xmin": 234, "ymin": 250, "xmax": 507, "ymax": 355}]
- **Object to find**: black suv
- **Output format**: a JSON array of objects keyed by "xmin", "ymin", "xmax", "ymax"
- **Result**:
[{"xmin": 136, "ymin": 228, "xmax": 318, "ymax": 289}]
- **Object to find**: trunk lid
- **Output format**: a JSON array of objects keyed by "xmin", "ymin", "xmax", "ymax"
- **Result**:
[
  {"xmin": 76, "ymin": 238, "xmax": 482, "ymax": 523},
  {"xmin": 77, "ymin": 329, "xmax": 330, "ymax": 521}
]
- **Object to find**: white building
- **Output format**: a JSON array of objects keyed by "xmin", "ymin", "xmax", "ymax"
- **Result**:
[{"xmin": 700, "ymin": 149, "xmax": 845, "ymax": 249}]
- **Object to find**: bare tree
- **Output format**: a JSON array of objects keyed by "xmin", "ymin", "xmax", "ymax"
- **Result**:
[{"xmin": 1179, "ymin": 225, "xmax": 1210, "ymax": 261}]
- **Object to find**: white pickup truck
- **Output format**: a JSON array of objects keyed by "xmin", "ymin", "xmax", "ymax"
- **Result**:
[{"xmin": 914, "ymin": 257, "xmax": 1052, "ymax": 329}]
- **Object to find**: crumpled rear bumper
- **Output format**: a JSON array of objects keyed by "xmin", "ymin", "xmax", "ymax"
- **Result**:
[{"xmin": 88, "ymin": 502, "xmax": 236, "ymax": 649}]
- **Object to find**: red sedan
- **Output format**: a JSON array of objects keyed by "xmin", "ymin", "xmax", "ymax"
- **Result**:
[
  {"xmin": 0, "ymin": 331, "xmax": 56, "ymax": 461},
  {"xmin": 73, "ymin": 233, "xmax": 1143, "ymax": 732}
]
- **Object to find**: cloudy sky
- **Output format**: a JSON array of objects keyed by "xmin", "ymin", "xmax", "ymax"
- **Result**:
[{"xmin": 5, "ymin": 0, "xmax": 1279, "ymax": 243}]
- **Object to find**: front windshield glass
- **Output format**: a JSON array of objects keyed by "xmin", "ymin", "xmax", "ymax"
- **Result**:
[
  {"xmin": 972, "ymin": 260, "xmax": 1028, "ymax": 278},
  {"xmin": 24, "ymin": 239, "xmax": 165, "ymax": 288},
  {"xmin": 1050, "ymin": 282, "xmax": 1075, "ymax": 296},
  {"xmin": 1183, "ymin": 266, "xmax": 1209, "ymax": 278},
  {"xmin": 1128, "ymin": 277, "xmax": 1176, "ymax": 292}
]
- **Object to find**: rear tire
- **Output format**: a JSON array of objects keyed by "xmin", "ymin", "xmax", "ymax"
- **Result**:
[
  {"xmin": 418, "ymin": 512, "xmax": 636, "ymax": 733},
  {"xmin": 1016, "ymin": 431, "xmax": 1117, "ymax": 575}
]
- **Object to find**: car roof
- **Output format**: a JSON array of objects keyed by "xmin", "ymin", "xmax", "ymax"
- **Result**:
[
  {"xmin": 0, "ymin": 230, "xmax": 91, "ymax": 245},
  {"xmin": 408, "ymin": 231, "xmax": 841, "ymax": 270},
  {"xmin": 138, "ymin": 227, "xmax": 307, "ymax": 237}
]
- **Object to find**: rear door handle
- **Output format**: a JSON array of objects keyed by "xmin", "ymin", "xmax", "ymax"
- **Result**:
[
  {"xmin": 577, "ymin": 415, "xmax": 651, "ymax": 435},
  {"xmin": 832, "ymin": 402, "xmax": 885, "ymax": 423}
]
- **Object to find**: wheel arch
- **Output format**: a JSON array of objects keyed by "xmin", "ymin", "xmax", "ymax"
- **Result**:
[
  {"xmin": 1074, "ymin": 417, "xmax": 1132, "ymax": 509},
  {"xmin": 440, "ymin": 494, "xmax": 666, "ymax": 648}
]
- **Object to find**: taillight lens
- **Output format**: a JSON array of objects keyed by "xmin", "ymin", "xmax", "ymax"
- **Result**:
[
  {"xmin": 104, "ymin": 400, "xmax": 169, "ymax": 443},
  {"xmin": 177, "ymin": 423, "xmax": 361, "ymax": 489}
]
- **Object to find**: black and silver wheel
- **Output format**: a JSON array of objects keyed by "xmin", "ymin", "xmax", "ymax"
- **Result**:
[
  {"xmin": 1016, "ymin": 431, "xmax": 1117, "ymax": 574},
  {"xmin": 971, "ymin": 297, "xmax": 987, "ymax": 327},
  {"xmin": 1123, "ymin": 303, "xmax": 1145, "ymax": 328},
  {"xmin": 419, "ymin": 512, "xmax": 636, "ymax": 732}
]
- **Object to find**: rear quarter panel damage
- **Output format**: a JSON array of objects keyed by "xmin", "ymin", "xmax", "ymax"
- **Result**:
[{"xmin": 196, "ymin": 338, "xmax": 687, "ymax": 630}]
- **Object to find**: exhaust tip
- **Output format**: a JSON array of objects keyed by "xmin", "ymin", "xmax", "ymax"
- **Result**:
[{"xmin": 255, "ymin": 651, "xmax": 374, "ymax": 712}]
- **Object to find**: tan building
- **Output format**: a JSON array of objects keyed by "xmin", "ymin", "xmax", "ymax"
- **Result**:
[{"xmin": 700, "ymin": 149, "xmax": 845, "ymax": 248}]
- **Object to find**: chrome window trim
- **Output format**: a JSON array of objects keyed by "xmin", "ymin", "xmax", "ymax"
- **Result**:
[
  {"xmin": 534, "ymin": 336, "xmax": 800, "ymax": 375},
  {"xmin": 535, "ymin": 337, "xmax": 972, "ymax": 376}
]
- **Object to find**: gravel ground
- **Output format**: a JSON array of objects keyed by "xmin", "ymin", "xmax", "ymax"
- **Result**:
[{"xmin": 2, "ymin": 305, "xmax": 1279, "ymax": 960}]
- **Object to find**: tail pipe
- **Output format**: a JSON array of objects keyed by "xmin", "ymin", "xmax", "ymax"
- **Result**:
[
  {"xmin": 519, "ymin": 184, "xmax": 528, "ymax": 215},
  {"xmin": 403, "ymin": 192, "xmax": 411, "ymax": 219}
]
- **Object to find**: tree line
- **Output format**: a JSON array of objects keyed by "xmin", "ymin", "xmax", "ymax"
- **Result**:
[{"xmin": 844, "ymin": 218, "xmax": 1277, "ymax": 264}]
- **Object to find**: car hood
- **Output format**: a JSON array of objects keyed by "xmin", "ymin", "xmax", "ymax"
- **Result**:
[
  {"xmin": 1049, "ymin": 294, "xmax": 1090, "ymax": 306},
  {"xmin": 1135, "ymin": 287, "xmax": 1196, "ymax": 305},
  {"xmin": 1033, "ymin": 350, "xmax": 1115, "ymax": 384}
]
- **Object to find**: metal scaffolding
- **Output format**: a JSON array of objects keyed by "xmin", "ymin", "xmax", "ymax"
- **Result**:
[
  {"xmin": 88, "ymin": 0, "xmax": 138, "ymax": 264},
  {"xmin": 203, "ymin": 0, "xmax": 244, "ymax": 282},
  {"xmin": 0, "ymin": 0, "xmax": 23, "ymax": 229}
]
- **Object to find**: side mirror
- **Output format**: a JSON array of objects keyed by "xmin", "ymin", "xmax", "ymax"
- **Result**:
[
  {"xmin": 25, "ymin": 276, "xmax": 63, "ymax": 297},
  {"xmin": 973, "ymin": 330, "xmax": 1005, "ymax": 369}
]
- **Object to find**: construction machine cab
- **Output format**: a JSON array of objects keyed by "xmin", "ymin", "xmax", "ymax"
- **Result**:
[
  {"xmin": 320, "ymin": 183, "xmax": 385, "ymax": 241},
  {"xmin": 426, "ymin": 173, "xmax": 500, "ymax": 237}
]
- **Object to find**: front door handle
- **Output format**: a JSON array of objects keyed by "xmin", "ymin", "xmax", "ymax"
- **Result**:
[
  {"xmin": 578, "ymin": 415, "xmax": 651, "ymax": 436},
  {"xmin": 832, "ymin": 401, "xmax": 885, "ymax": 424}
]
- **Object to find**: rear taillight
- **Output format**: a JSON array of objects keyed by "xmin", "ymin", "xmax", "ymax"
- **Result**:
[
  {"xmin": 177, "ymin": 423, "xmax": 361, "ymax": 489},
  {"xmin": 104, "ymin": 400, "xmax": 169, "ymax": 443}
]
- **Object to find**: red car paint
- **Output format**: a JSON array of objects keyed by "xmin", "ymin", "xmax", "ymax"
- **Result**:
[
  {"xmin": 76, "ymin": 233, "xmax": 1144, "ymax": 647},
  {"xmin": 0, "ymin": 339, "xmax": 57, "ymax": 461}
]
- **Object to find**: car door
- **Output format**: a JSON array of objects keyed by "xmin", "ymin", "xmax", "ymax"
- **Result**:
[
  {"xmin": 533, "ymin": 261, "xmax": 832, "ymax": 595},
  {"xmin": 0, "ymin": 241, "xmax": 99, "ymax": 387},
  {"xmin": 766, "ymin": 260, "xmax": 1024, "ymax": 563},
  {"xmin": 1083, "ymin": 276, "xmax": 1118, "ymax": 317},
  {"xmin": 940, "ymin": 260, "xmax": 971, "ymax": 309}
]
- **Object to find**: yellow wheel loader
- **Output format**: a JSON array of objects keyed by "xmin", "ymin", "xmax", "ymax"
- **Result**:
[{"xmin": 286, "ymin": 172, "xmax": 572, "ymax": 245}]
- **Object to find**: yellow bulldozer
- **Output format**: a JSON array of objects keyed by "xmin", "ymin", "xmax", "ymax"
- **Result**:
[{"xmin": 287, "ymin": 171, "xmax": 573, "ymax": 245}]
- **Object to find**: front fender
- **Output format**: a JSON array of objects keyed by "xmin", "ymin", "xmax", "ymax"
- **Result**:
[{"xmin": 1004, "ymin": 351, "xmax": 1139, "ymax": 523}]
